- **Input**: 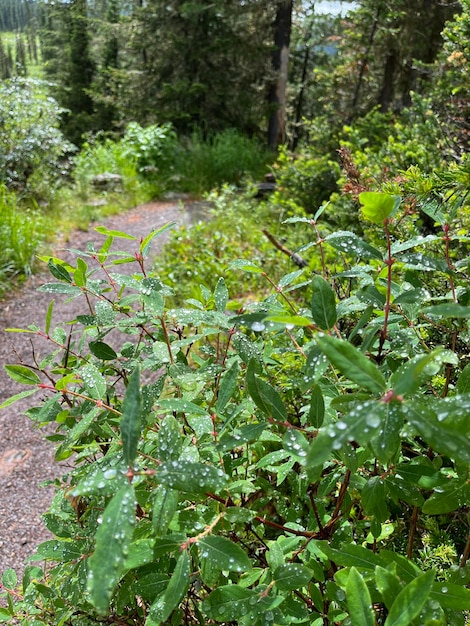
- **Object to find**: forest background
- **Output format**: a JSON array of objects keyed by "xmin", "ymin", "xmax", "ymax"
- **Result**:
[{"xmin": 0, "ymin": 0, "xmax": 470, "ymax": 625}]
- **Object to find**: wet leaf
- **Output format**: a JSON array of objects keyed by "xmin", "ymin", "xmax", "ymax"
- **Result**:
[
  {"xmin": 273, "ymin": 563, "xmax": 312, "ymax": 592},
  {"xmin": 198, "ymin": 535, "xmax": 251, "ymax": 574},
  {"xmin": 89, "ymin": 341, "xmax": 118, "ymax": 361},
  {"xmin": 246, "ymin": 360, "xmax": 288, "ymax": 421},
  {"xmin": 202, "ymin": 586, "xmax": 257, "ymax": 622},
  {"xmin": 120, "ymin": 368, "xmax": 142, "ymax": 466},
  {"xmin": 140, "ymin": 223, "xmax": 175, "ymax": 255},
  {"xmin": 156, "ymin": 460, "xmax": 227, "ymax": 493},
  {"xmin": 47, "ymin": 259, "xmax": 72, "ymax": 283},
  {"xmin": 308, "ymin": 384, "xmax": 325, "ymax": 428},
  {"xmin": 4, "ymin": 364, "xmax": 41, "ymax": 385},
  {"xmin": 152, "ymin": 486, "xmax": 179, "ymax": 535},
  {"xmin": 80, "ymin": 363, "xmax": 106, "ymax": 400},
  {"xmin": 146, "ymin": 550, "xmax": 190, "ymax": 625},
  {"xmin": 345, "ymin": 567, "xmax": 375, "ymax": 626},
  {"xmin": 38, "ymin": 282, "xmax": 81, "ymax": 295},
  {"xmin": 87, "ymin": 484, "xmax": 136, "ymax": 614},
  {"xmin": 422, "ymin": 478, "xmax": 470, "ymax": 515},
  {"xmin": 214, "ymin": 277, "xmax": 229, "ymax": 312},
  {"xmin": 325, "ymin": 231, "xmax": 383, "ymax": 260},
  {"xmin": 306, "ymin": 400, "xmax": 384, "ymax": 468},
  {"xmin": 216, "ymin": 360, "xmax": 239, "ymax": 413},
  {"xmin": 157, "ymin": 415, "xmax": 182, "ymax": 462},
  {"xmin": 311, "ymin": 275, "xmax": 337, "ymax": 330},
  {"xmin": 384, "ymin": 570, "xmax": 434, "ymax": 626},
  {"xmin": 317, "ymin": 334, "xmax": 386, "ymax": 394}
]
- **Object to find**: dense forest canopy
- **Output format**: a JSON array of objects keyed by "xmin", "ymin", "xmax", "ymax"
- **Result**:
[{"xmin": 0, "ymin": 0, "xmax": 464, "ymax": 151}]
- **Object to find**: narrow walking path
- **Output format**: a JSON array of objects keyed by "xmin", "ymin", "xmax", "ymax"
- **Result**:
[{"xmin": 0, "ymin": 200, "xmax": 199, "ymax": 574}]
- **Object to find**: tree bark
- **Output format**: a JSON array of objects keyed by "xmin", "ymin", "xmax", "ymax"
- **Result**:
[{"xmin": 267, "ymin": 0, "xmax": 293, "ymax": 151}]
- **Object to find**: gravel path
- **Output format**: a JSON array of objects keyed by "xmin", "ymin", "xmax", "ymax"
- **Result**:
[{"xmin": 0, "ymin": 199, "xmax": 201, "ymax": 576}]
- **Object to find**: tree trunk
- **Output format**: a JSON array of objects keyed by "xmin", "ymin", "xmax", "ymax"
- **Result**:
[{"xmin": 267, "ymin": 0, "xmax": 293, "ymax": 151}]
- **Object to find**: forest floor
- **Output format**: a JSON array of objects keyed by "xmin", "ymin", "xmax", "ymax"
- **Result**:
[{"xmin": 0, "ymin": 198, "xmax": 206, "ymax": 575}]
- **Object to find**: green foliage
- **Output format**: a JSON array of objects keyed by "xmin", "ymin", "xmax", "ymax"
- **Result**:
[
  {"xmin": 154, "ymin": 186, "xmax": 298, "ymax": 305},
  {"xmin": 2, "ymin": 189, "xmax": 470, "ymax": 625},
  {"xmin": 0, "ymin": 185, "xmax": 44, "ymax": 288},
  {"xmin": 175, "ymin": 129, "xmax": 272, "ymax": 195},
  {"xmin": 271, "ymin": 147, "xmax": 340, "ymax": 215},
  {"xmin": 0, "ymin": 78, "xmax": 75, "ymax": 195},
  {"xmin": 73, "ymin": 126, "xmax": 271, "ymax": 199}
]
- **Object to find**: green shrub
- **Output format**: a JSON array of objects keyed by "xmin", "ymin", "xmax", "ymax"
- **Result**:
[
  {"xmin": 271, "ymin": 146, "xmax": 340, "ymax": 215},
  {"xmin": 0, "ymin": 78, "xmax": 75, "ymax": 197},
  {"xmin": 154, "ymin": 186, "xmax": 303, "ymax": 306},
  {"xmin": 1, "ymin": 189, "xmax": 470, "ymax": 625}
]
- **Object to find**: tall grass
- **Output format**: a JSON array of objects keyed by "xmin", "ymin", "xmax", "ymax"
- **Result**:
[
  {"xmin": 0, "ymin": 185, "xmax": 44, "ymax": 289},
  {"xmin": 176, "ymin": 128, "xmax": 272, "ymax": 194}
]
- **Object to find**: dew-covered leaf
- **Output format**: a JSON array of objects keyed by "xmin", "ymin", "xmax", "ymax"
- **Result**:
[
  {"xmin": 158, "ymin": 398, "xmax": 208, "ymax": 416},
  {"xmin": 87, "ymin": 483, "xmax": 136, "ymax": 614},
  {"xmin": 156, "ymin": 460, "xmax": 227, "ymax": 493},
  {"xmin": 308, "ymin": 384, "xmax": 325, "ymax": 428},
  {"xmin": 422, "ymin": 478, "xmax": 470, "ymax": 515},
  {"xmin": 430, "ymin": 581, "xmax": 470, "ymax": 610},
  {"xmin": 198, "ymin": 535, "xmax": 251, "ymax": 574},
  {"xmin": 324, "ymin": 231, "xmax": 383, "ymax": 260},
  {"xmin": 390, "ymin": 350, "xmax": 459, "ymax": 397},
  {"xmin": 202, "ymin": 586, "xmax": 257, "ymax": 622},
  {"xmin": 316, "ymin": 334, "xmax": 386, "ymax": 394},
  {"xmin": 89, "ymin": 340, "xmax": 118, "ymax": 361},
  {"xmin": 283, "ymin": 429, "xmax": 309, "ymax": 461},
  {"xmin": 390, "ymin": 234, "xmax": 439, "ymax": 254},
  {"xmin": 228, "ymin": 259, "xmax": 264, "ymax": 273},
  {"xmin": 246, "ymin": 360, "xmax": 288, "ymax": 421},
  {"xmin": 218, "ymin": 422, "xmax": 267, "ymax": 452},
  {"xmin": 4, "ymin": 364, "xmax": 40, "ymax": 385},
  {"xmin": 422, "ymin": 302, "xmax": 470, "ymax": 318},
  {"xmin": 47, "ymin": 259, "xmax": 72, "ymax": 283},
  {"xmin": 361, "ymin": 476, "xmax": 389, "ymax": 523},
  {"xmin": 273, "ymin": 563, "xmax": 312, "ymax": 592},
  {"xmin": 38, "ymin": 282, "xmax": 81, "ymax": 295},
  {"xmin": 214, "ymin": 277, "xmax": 229, "ymax": 312},
  {"xmin": 370, "ymin": 403, "xmax": 403, "ymax": 464},
  {"xmin": 404, "ymin": 401, "xmax": 470, "ymax": 465},
  {"xmin": 140, "ymin": 223, "xmax": 175, "ymax": 256},
  {"xmin": 216, "ymin": 360, "xmax": 239, "ymax": 413},
  {"xmin": 156, "ymin": 415, "xmax": 182, "ymax": 462},
  {"xmin": 80, "ymin": 363, "xmax": 106, "ymax": 400},
  {"xmin": 152, "ymin": 485, "xmax": 179, "ymax": 535},
  {"xmin": 120, "ymin": 368, "xmax": 142, "ymax": 466},
  {"xmin": 311, "ymin": 275, "xmax": 337, "ymax": 330},
  {"xmin": 146, "ymin": 550, "xmax": 190, "ymax": 625},
  {"xmin": 375, "ymin": 566, "xmax": 403, "ymax": 610},
  {"xmin": 306, "ymin": 400, "xmax": 383, "ymax": 468},
  {"xmin": 384, "ymin": 570, "xmax": 434, "ymax": 626},
  {"xmin": 345, "ymin": 567, "xmax": 375, "ymax": 626}
]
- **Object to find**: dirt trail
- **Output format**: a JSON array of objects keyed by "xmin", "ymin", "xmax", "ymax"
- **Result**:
[{"xmin": 0, "ymin": 200, "xmax": 200, "ymax": 575}]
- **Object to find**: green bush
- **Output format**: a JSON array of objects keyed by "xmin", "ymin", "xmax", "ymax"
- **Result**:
[
  {"xmin": 154, "ymin": 186, "xmax": 305, "ymax": 306},
  {"xmin": 0, "ymin": 78, "xmax": 75, "ymax": 196},
  {"xmin": 1, "ymin": 190, "xmax": 470, "ymax": 625}
]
